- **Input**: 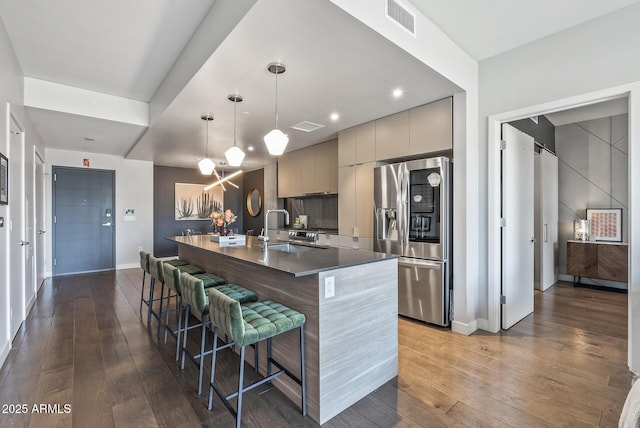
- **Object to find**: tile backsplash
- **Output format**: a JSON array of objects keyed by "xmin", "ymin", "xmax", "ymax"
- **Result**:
[{"xmin": 286, "ymin": 196, "xmax": 338, "ymax": 231}]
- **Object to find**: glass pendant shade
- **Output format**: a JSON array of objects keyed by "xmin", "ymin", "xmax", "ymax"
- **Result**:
[
  {"xmin": 264, "ymin": 128, "xmax": 289, "ymax": 155},
  {"xmin": 225, "ymin": 94, "xmax": 245, "ymax": 167},
  {"xmin": 264, "ymin": 62, "xmax": 288, "ymax": 156},
  {"xmin": 198, "ymin": 113, "xmax": 215, "ymax": 175},
  {"xmin": 225, "ymin": 146, "xmax": 245, "ymax": 166},
  {"xmin": 198, "ymin": 157, "xmax": 215, "ymax": 175}
]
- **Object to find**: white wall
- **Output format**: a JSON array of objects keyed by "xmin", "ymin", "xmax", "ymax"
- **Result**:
[
  {"xmin": 0, "ymin": 14, "xmax": 45, "ymax": 368},
  {"xmin": 479, "ymin": 3, "xmax": 640, "ymax": 371},
  {"xmin": 45, "ymin": 149, "xmax": 153, "ymax": 271}
]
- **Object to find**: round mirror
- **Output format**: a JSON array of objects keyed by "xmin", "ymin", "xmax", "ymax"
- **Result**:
[{"xmin": 246, "ymin": 188, "xmax": 262, "ymax": 217}]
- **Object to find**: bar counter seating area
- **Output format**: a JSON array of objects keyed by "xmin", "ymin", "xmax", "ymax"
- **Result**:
[{"xmin": 134, "ymin": 234, "xmax": 398, "ymax": 426}]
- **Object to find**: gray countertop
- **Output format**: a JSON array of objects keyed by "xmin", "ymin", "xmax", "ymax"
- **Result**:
[{"xmin": 168, "ymin": 235, "xmax": 396, "ymax": 277}]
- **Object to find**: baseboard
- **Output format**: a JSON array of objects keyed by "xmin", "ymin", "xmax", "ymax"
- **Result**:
[
  {"xmin": 476, "ymin": 318, "xmax": 498, "ymax": 333},
  {"xmin": 558, "ymin": 274, "xmax": 573, "ymax": 282},
  {"xmin": 0, "ymin": 340, "xmax": 10, "ymax": 371},
  {"xmin": 26, "ymin": 294, "xmax": 36, "ymax": 315},
  {"xmin": 451, "ymin": 319, "xmax": 478, "ymax": 336},
  {"xmin": 116, "ymin": 263, "xmax": 138, "ymax": 270},
  {"xmin": 45, "ymin": 271, "xmax": 52, "ymax": 278}
]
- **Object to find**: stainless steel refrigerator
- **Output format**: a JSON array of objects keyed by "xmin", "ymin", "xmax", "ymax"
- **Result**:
[{"xmin": 374, "ymin": 157, "xmax": 451, "ymax": 326}]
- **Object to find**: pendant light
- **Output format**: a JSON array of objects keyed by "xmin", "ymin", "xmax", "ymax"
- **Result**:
[
  {"xmin": 198, "ymin": 113, "xmax": 215, "ymax": 175},
  {"xmin": 263, "ymin": 62, "xmax": 289, "ymax": 156},
  {"xmin": 225, "ymin": 94, "xmax": 245, "ymax": 167}
]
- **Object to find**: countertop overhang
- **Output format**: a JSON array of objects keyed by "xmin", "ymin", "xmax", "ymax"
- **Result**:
[{"xmin": 167, "ymin": 235, "xmax": 396, "ymax": 277}]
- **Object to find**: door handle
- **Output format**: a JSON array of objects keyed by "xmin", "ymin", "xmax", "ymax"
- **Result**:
[
  {"xmin": 38, "ymin": 229, "xmax": 46, "ymax": 235},
  {"xmin": 101, "ymin": 222, "xmax": 112, "ymax": 227},
  {"xmin": 20, "ymin": 240, "xmax": 29, "ymax": 246},
  {"xmin": 530, "ymin": 237, "xmax": 536, "ymax": 243}
]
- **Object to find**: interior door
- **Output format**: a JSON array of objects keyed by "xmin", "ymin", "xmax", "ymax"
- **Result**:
[
  {"xmin": 501, "ymin": 124, "xmax": 535, "ymax": 329},
  {"xmin": 540, "ymin": 150, "xmax": 558, "ymax": 291},
  {"xmin": 53, "ymin": 167, "xmax": 115, "ymax": 275},
  {"xmin": 35, "ymin": 153, "xmax": 46, "ymax": 289},
  {"xmin": 9, "ymin": 118, "xmax": 25, "ymax": 338}
]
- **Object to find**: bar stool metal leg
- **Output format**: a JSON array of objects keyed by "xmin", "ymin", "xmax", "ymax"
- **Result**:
[
  {"xmin": 147, "ymin": 277, "xmax": 155, "ymax": 325},
  {"xmin": 157, "ymin": 282, "xmax": 165, "ymax": 338},
  {"xmin": 139, "ymin": 270, "xmax": 146, "ymax": 316},
  {"xmin": 198, "ymin": 313, "xmax": 208, "ymax": 395},
  {"xmin": 181, "ymin": 304, "xmax": 190, "ymax": 370},
  {"xmin": 236, "ymin": 346, "xmax": 246, "ymax": 428},
  {"xmin": 300, "ymin": 325, "xmax": 306, "ymax": 416}
]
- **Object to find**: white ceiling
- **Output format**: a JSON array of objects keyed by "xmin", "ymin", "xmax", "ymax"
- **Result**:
[
  {"xmin": 407, "ymin": 0, "xmax": 640, "ymax": 60},
  {"xmin": 0, "ymin": 0, "xmax": 637, "ymax": 171}
]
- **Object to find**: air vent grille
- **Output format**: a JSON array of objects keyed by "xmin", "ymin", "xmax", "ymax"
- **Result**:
[
  {"xmin": 386, "ymin": 0, "xmax": 415, "ymax": 35},
  {"xmin": 290, "ymin": 121, "xmax": 325, "ymax": 133}
]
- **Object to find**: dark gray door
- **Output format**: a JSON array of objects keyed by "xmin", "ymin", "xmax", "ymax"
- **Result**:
[{"xmin": 53, "ymin": 167, "xmax": 115, "ymax": 275}]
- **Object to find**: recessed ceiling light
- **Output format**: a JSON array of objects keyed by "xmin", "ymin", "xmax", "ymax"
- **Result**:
[
  {"xmin": 330, "ymin": 113, "xmax": 339, "ymax": 121},
  {"xmin": 247, "ymin": 146, "xmax": 254, "ymax": 151},
  {"xmin": 392, "ymin": 88, "xmax": 403, "ymax": 98}
]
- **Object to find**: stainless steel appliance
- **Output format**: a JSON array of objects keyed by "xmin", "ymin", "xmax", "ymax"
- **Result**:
[
  {"xmin": 374, "ymin": 157, "xmax": 451, "ymax": 326},
  {"xmin": 288, "ymin": 229, "xmax": 320, "ymax": 244}
]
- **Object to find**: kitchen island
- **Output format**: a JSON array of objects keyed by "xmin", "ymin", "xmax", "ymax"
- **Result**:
[{"xmin": 168, "ymin": 235, "xmax": 398, "ymax": 424}]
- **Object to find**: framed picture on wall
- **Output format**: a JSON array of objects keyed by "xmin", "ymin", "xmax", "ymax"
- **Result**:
[
  {"xmin": 587, "ymin": 208, "xmax": 622, "ymax": 242},
  {"xmin": 174, "ymin": 183, "xmax": 223, "ymax": 221},
  {"xmin": 0, "ymin": 152, "xmax": 7, "ymax": 205}
]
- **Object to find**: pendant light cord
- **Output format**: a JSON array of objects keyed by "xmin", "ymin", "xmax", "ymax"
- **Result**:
[
  {"xmin": 274, "ymin": 69, "xmax": 279, "ymax": 129},
  {"xmin": 234, "ymin": 97, "xmax": 238, "ymax": 147},
  {"xmin": 205, "ymin": 119, "xmax": 209, "ymax": 158}
]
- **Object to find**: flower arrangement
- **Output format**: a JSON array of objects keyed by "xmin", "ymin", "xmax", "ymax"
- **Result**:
[{"xmin": 210, "ymin": 209, "xmax": 237, "ymax": 235}]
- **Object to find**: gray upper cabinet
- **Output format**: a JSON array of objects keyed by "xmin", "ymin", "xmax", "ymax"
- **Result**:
[
  {"xmin": 278, "ymin": 139, "xmax": 338, "ymax": 197},
  {"xmin": 355, "ymin": 122, "xmax": 376, "ymax": 163},
  {"xmin": 409, "ymin": 97, "xmax": 453, "ymax": 156},
  {"xmin": 339, "ymin": 122, "xmax": 376, "ymax": 166},
  {"xmin": 338, "ymin": 127, "xmax": 355, "ymax": 167},
  {"xmin": 375, "ymin": 110, "xmax": 409, "ymax": 161}
]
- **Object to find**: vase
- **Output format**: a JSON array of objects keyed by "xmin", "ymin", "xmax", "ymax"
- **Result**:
[{"xmin": 219, "ymin": 226, "xmax": 229, "ymax": 236}]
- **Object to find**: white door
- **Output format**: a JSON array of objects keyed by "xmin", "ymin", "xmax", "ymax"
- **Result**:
[
  {"xmin": 35, "ymin": 152, "xmax": 46, "ymax": 290},
  {"xmin": 501, "ymin": 124, "xmax": 535, "ymax": 329},
  {"xmin": 9, "ymin": 117, "xmax": 25, "ymax": 338},
  {"xmin": 540, "ymin": 150, "xmax": 558, "ymax": 291}
]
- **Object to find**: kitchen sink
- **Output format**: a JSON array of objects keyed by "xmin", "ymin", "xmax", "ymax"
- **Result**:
[{"xmin": 266, "ymin": 243, "xmax": 313, "ymax": 253}]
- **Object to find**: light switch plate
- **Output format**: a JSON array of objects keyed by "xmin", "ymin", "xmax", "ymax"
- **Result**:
[{"xmin": 324, "ymin": 276, "xmax": 335, "ymax": 298}]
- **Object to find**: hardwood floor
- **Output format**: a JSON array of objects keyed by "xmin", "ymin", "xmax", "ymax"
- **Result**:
[{"xmin": 0, "ymin": 271, "xmax": 632, "ymax": 427}]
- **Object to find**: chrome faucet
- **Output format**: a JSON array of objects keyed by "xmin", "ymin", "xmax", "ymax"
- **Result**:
[{"xmin": 259, "ymin": 209, "xmax": 289, "ymax": 246}]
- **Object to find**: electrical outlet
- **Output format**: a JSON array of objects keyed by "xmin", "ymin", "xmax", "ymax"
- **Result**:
[{"xmin": 324, "ymin": 276, "xmax": 335, "ymax": 299}]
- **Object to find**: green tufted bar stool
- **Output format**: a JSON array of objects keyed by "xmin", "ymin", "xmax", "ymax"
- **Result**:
[
  {"xmin": 207, "ymin": 288, "xmax": 307, "ymax": 427},
  {"xmin": 139, "ymin": 251, "xmax": 187, "ymax": 323},
  {"xmin": 148, "ymin": 255, "xmax": 203, "ymax": 338},
  {"xmin": 179, "ymin": 273, "xmax": 258, "ymax": 396},
  {"xmin": 162, "ymin": 264, "xmax": 229, "ymax": 361}
]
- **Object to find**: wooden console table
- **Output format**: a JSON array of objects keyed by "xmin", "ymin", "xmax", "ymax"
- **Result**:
[{"xmin": 566, "ymin": 240, "xmax": 628, "ymax": 283}]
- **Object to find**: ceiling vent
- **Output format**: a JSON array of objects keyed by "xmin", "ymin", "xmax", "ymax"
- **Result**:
[
  {"xmin": 290, "ymin": 121, "xmax": 325, "ymax": 132},
  {"xmin": 386, "ymin": 0, "xmax": 415, "ymax": 36}
]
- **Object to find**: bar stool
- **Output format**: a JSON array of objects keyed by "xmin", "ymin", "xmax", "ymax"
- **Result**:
[
  {"xmin": 148, "ymin": 255, "xmax": 203, "ymax": 337},
  {"xmin": 179, "ymin": 273, "xmax": 258, "ymax": 395},
  {"xmin": 207, "ymin": 288, "xmax": 307, "ymax": 427},
  {"xmin": 139, "ymin": 250, "xmax": 187, "ymax": 323},
  {"xmin": 162, "ymin": 263, "xmax": 229, "ymax": 361}
]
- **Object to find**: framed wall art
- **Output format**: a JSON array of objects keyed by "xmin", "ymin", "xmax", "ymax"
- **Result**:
[
  {"xmin": 174, "ymin": 183, "xmax": 222, "ymax": 221},
  {"xmin": 586, "ymin": 208, "xmax": 622, "ymax": 242},
  {"xmin": 0, "ymin": 152, "xmax": 7, "ymax": 205}
]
